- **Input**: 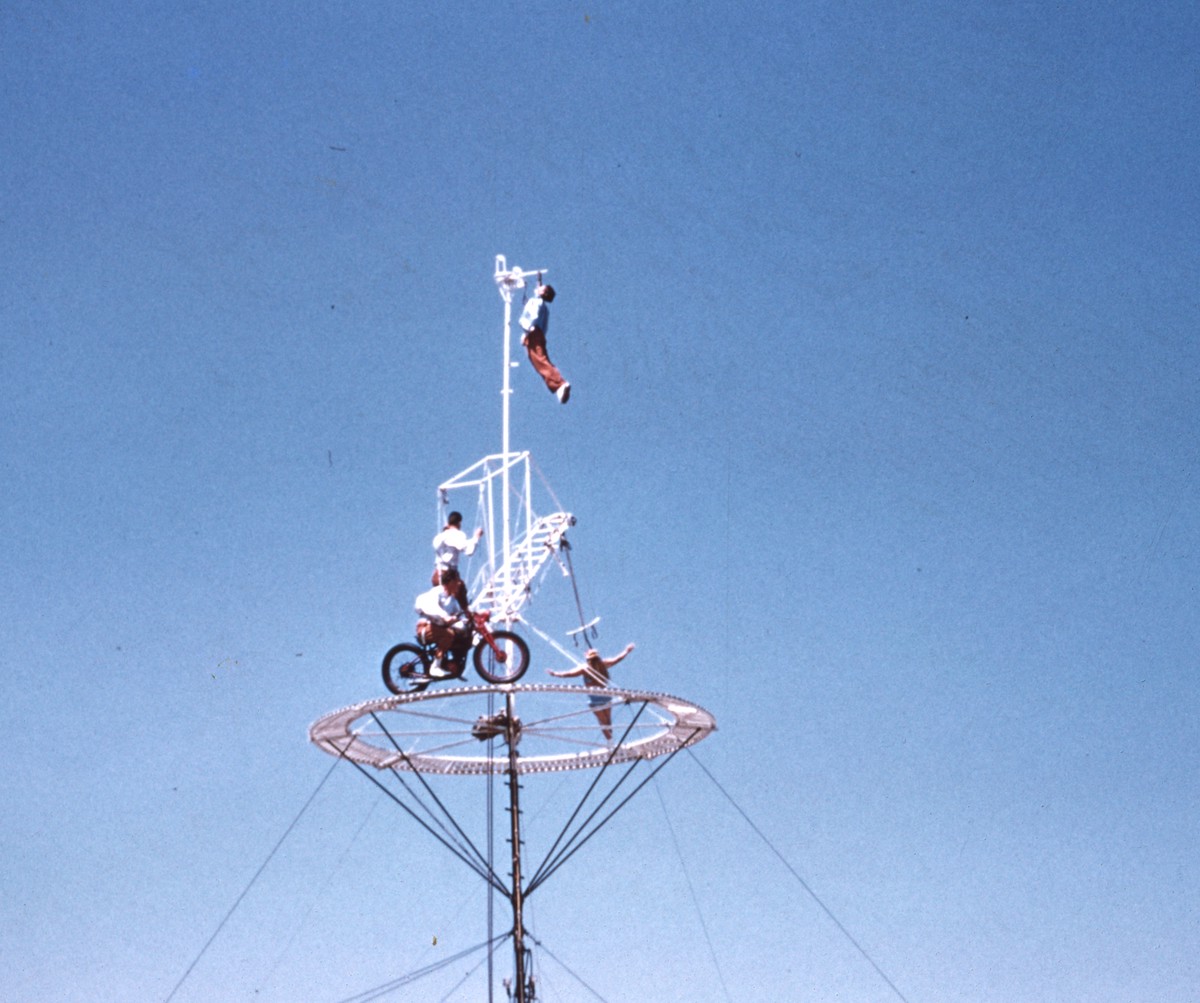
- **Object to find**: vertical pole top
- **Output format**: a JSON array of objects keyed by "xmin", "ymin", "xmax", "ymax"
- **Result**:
[{"xmin": 494, "ymin": 255, "xmax": 548, "ymax": 304}]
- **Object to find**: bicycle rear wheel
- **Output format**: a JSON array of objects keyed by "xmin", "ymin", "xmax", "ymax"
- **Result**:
[{"xmin": 382, "ymin": 643, "xmax": 431, "ymax": 694}]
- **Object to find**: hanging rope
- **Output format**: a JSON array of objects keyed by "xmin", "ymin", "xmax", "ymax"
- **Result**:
[{"xmin": 559, "ymin": 537, "xmax": 598, "ymax": 645}]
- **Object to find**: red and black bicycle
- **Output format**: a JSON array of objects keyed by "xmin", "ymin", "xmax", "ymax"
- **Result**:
[{"xmin": 382, "ymin": 610, "xmax": 530, "ymax": 693}]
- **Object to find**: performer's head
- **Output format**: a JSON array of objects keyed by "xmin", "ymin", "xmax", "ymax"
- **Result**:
[
  {"xmin": 440, "ymin": 567, "xmax": 460, "ymax": 587},
  {"xmin": 538, "ymin": 284, "xmax": 556, "ymax": 302},
  {"xmin": 446, "ymin": 511, "xmax": 463, "ymax": 527}
]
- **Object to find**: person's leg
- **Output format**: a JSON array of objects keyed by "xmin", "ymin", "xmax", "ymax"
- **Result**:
[
  {"xmin": 524, "ymin": 330, "xmax": 565, "ymax": 392},
  {"xmin": 424, "ymin": 622, "xmax": 455, "ymax": 659}
]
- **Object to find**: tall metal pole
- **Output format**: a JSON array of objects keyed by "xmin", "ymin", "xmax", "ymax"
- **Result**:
[
  {"xmin": 493, "ymin": 255, "xmax": 546, "ymax": 1003},
  {"xmin": 494, "ymin": 255, "xmax": 546, "ymax": 616},
  {"xmin": 505, "ymin": 690, "xmax": 528, "ymax": 1003},
  {"xmin": 501, "ymin": 275, "xmax": 513, "ymax": 591}
]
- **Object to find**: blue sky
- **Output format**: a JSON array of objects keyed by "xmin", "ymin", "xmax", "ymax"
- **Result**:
[{"xmin": 3, "ymin": 2, "xmax": 1198, "ymax": 1001}]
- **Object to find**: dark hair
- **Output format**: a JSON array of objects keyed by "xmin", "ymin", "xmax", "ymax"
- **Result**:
[
  {"xmin": 440, "ymin": 567, "xmax": 460, "ymax": 583},
  {"xmin": 541, "ymin": 284, "xmax": 556, "ymax": 302},
  {"xmin": 447, "ymin": 511, "xmax": 463, "ymax": 526}
]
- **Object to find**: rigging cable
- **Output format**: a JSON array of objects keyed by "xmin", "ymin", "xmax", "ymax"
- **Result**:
[
  {"xmin": 163, "ymin": 751, "xmax": 346, "ymax": 1002},
  {"xmin": 259, "ymin": 792, "xmax": 384, "ymax": 992},
  {"xmin": 525, "ymin": 703, "xmax": 651, "ymax": 892},
  {"xmin": 335, "ymin": 737, "xmax": 506, "ymax": 895},
  {"xmin": 686, "ymin": 750, "xmax": 913, "ymax": 1003},
  {"xmin": 526, "ymin": 729, "xmax": 701, "ymax": 896},
  {"xmin": 381, "ymin": 759, "xmax": 480, "ymax": 864},
  {"xmin": 439, "ymin": 943, "xmax": 499, "ymax": 1003},
  {"xmin": 486, "ymin": 689, "xmax": 497, "ymax": 1003},
  {"xmin": 525, "ymin": 933, "xmax": 610, "ymax": 1003},
  {"xmin": 528, "ymin": 454, "xmax": 567, "ymax": 516},
  {"xmin": 652, "ymin": 777, "xmax": 732, "ymax": 1002},
  {"xmin": 332, "ymin": 934, "xmax": 510, "ymax": 1003},
  {"xmin": 371, "ymin": 711, "xmax": 506, "ymax": 879}
]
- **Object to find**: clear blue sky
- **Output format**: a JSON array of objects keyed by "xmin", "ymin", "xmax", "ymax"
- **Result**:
[{"xmin": 3, "ymin": 2, "xmax": 1198, "ymax": 1001}]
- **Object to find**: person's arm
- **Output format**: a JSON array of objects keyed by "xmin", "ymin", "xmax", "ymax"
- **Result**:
[
  {"xmin": 518, "ymin": 298, "xmax": 540, "ymax": 333},
  {"xmin": 600, "ymin": 643, "xmax": 636, "ymax": 669}
]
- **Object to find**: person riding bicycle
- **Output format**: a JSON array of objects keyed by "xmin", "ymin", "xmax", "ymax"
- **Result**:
[{"xmin": 414, "ymin": 567, "xmax": 472, "ymax": 677}]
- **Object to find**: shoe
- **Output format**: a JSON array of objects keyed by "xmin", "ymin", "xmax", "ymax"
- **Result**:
[
  {"xmin": 556, "ymin": 383, "xmax": 571, "ymax": 404},
  {"xmin": 429, "ymin": 659, "xmax": 455, "ymax": 680}
]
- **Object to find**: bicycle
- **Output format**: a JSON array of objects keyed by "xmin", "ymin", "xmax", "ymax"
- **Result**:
[{"xmin": 382, "ymin": 609, "xmax": 530, "ymax": 693}]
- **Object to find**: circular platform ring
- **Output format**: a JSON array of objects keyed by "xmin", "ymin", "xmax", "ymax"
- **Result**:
[{"xmin": 309, "ymin": 683, "xmax": 717, "ymax": 776}]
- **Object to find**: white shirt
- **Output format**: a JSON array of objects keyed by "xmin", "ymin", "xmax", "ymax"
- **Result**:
[
  {"xmin": 415, "ymin": 585, "xmax": 463, "ymax": 623},
  {"xmin": 432, "ymin": 525, "xmax": 478, "ymax": 572}
]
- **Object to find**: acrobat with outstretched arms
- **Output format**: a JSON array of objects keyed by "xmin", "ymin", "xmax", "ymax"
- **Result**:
[{"xmin": 547, "ymin": 643, "xmax": 635, "ymax": 740}]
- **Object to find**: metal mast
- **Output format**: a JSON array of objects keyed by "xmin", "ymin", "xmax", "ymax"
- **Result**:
[
  {"xmin": 505, "ymin": 691, "xmax": 529, "ymax": 1001},
  {"xmin": 493, "ymin": 256, "xmax": 546, "ymax": 600},
  {"xmin": 307, "ymin": 258, "xmax": 718, "ymax": 1002},
  {"xmin": 492, "ymin": 255, "xmax": 547, "ymax": 1003}
]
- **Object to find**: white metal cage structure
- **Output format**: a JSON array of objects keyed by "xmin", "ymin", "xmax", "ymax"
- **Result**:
[
  {"xmin": 437, "ymin": 452, "xmax": 574, "ymax": 626},
  {"xmin": 306, "ymin": 255, "xmax": 719, "ymax": 1003}
]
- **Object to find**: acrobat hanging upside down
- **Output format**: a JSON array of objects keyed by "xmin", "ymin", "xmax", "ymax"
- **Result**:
[{"xmin": 548, "ymin": 643, "xmax": 635, "ymax": 740}]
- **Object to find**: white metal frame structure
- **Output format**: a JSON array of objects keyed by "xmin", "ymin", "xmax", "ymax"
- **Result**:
[
  {"xmin": 436, "ymin": 452, "xmax": 574, "ymax": 626},
  {"xmin": 310, "ymin": 256, "xmax": 718, "ymax": 1003},
  {"xmin": 309, "ymin": 684, "xmax": 716, "ymax": 776},
  {"xmin": 492, "ymin": 255, "xmax": 546, "ymax": 578}
]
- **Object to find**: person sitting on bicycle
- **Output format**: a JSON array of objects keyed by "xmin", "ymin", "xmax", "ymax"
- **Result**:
[{"xmin": 414, "ymin": 567, "xmax": 472, "ymax": 676}]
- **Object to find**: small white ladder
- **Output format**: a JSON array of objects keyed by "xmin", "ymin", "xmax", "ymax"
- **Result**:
[{"xmin": 472, "ymin": 511, "xmax": 574, "ymax": 621}]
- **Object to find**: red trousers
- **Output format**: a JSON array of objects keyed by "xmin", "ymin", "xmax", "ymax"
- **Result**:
[{"xmin": 523, "ymin": 329, "xmax": 566, "ymax": 393}]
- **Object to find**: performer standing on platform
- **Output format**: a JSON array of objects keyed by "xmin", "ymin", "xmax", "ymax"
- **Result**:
[
  {"xmin": 548, "ymin": 643, "xmax": 635, "ymax": 740},
  {"xmin": 519, "ymin": 284, "xmax": 571, "ymax": 404},
  {"xmin": 431, "ymin": 511, "xmax": 481, "ymax": 610}
]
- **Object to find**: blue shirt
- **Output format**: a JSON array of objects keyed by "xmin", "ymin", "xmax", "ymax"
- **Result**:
[{"xmin": 519, "ymin": 296, "xmax": 549, "ymax": 335}]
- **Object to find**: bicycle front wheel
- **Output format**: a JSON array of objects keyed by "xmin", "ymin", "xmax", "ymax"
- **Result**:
[{"xmin": 473, "ymin": 631, "xmax": 530, "ymax": 684}]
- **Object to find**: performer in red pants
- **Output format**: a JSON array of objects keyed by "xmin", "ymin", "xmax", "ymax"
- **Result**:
[{"xmin": 519, "ymin": 284, "xmax": 571, "ymax": 404}]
